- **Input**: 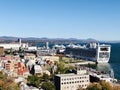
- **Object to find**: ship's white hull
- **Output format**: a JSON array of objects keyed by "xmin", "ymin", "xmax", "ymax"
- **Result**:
[
  {"xmin": 97, "ymin": 58, "xmax": 109, "ymax": 63},
  {"xmin": 65, "ymin": 43, "xmax": 111, "ymax": 63}
]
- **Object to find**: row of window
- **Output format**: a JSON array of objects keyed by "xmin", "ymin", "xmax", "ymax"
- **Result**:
[
  {"xmin": 61, "ymin": 80, "xmax": 89, "ymax": 85},
  {"xmin": 62, "ymin": 84, "xmax": 88, "ymax": 89},
  {"xmin": 62, "ymin": 76, "xmax": 88, "ymax": 81}
]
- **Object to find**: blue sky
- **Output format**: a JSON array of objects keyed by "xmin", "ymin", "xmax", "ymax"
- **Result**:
[{"xmin": 0, "ymin": 0, "xmax": 120, "ymax": 40}]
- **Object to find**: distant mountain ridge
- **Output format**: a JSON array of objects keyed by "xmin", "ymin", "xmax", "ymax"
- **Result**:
[
  {"xmin": 0, "ymin": 36, "xmax": 96, "ymax": 41},
  {"xmin": 3, "ymin": 36, "xmax": 120, "ymax": 43}
]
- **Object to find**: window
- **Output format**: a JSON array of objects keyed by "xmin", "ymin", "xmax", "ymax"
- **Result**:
[{"xmin": 100, "ymin": 47, "xmax": 108, "ymax": 51}]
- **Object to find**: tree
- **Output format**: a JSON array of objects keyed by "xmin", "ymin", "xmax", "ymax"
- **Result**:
[
  {"xmin": 68, "ymin": 65, "xmax": 75, "ymax": 70},
  {"xmin": 42, "ymin": 73, "xmax": 49, "ymax": 81},
  {"xmin": 86, "ymin": 80, "xmax": 113, "ymax": 90},
  {"xmin": 0, "ymin": 80, "xmax": 4, "ymax": 90},
  {"xmin": 87, "ymin": 83, "xmax": 102, "ymax": 90},
  {"xmin": 113, "ymin": 85, "xmax": 120, "ymax": 90},
  {"xmin": 41, "ymin": 82, "xmax": 55, "ymax": 90},
  {"xmin": 0, "ymin": 71, "xmax": 7, "ymax": 80},
  {"xmin": 59, "ymin": 56, "xmax": 63, "ymax": 61},
  {"xmin": 3, "ymin": 82, "xmax": 20, "ymax": 90},
  {"xmin": 46, "ymin": 64, "xmax": 51, "ymax": 70},
  {"xmin": 99, "ymin": 80, "xmax": 112, "ymax": 90},
  {"xmin": 77, "ymin": 85, "xmax": 86, "ymax": 90},
  {"xmin": 57, "ymin": 62, "xmax": 66, "ymax": 74},
  {"xmin": 0, "ymin": 71, "xmax": 20, "ymax": 90},
  {"xmin": 27, "ymin": 75, "xmax": 40, "ymax": 87}
]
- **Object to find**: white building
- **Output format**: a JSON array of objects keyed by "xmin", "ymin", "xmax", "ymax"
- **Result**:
[
  {"xmin": 27, "ymin": 46, "xmax": 37, "ymax": 51},
  {"xmin": 0, "ymin": 39, "xmax": 28, "ymax": 50},
  {"xmin": 0, "ymin": 43, "xmax": 21, "ymax": 50},
  {"xmin": 34, "ymin": 65, "xmax": 42, "ymax": 74},
  {"xmin": 54, "ymin": 68, "xmax": 90, "ymax": 90}
]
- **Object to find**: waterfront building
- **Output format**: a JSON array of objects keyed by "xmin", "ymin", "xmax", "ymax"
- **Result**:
[
  {"xmin": 0, "ymin": 39, "xmax": 28, "ymax": 50},
  {"xmin": 54, "ymin": 67, "xmax": 89, "ymax": 90}
]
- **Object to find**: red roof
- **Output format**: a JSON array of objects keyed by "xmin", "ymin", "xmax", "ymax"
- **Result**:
[
  {"xmin": 23, "ymin": 67, "xmax": 29, "ymax": 73},
  {"xmin": 18, "ymin": 68, "xmax": 23, "ymax": 75}
]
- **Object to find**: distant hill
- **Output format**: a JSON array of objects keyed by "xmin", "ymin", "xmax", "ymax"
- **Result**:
[
  {"xmin": 0, "ymin": 36, "xmax": 99, "ymax": 43},
  {"xmin": 0, "ymin": 36, "xmax": 19, "ymax": 41},
  {"xmin": 0, "ymin": 36, "xmax": 92, "ymax": 40}
]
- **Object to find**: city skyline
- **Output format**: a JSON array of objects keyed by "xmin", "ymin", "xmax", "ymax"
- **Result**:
[{"xmin": 0, "ymin": 0, "xmax": 120, "ymax": 40}]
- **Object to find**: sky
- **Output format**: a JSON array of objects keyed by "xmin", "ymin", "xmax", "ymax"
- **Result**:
[{"xmin": 0, "ymin": 0, "xmax": 120, "ymax": 40}]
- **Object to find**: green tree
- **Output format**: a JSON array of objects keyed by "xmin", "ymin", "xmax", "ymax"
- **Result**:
[
  {"xmin": 41, "ymin": 82, "xmax": 55, "ymax": 90},
  {"xmin": 68, "ymin": 65, "xmax": 75, "ymax": 70},
  {"xmin": 27, "ymin": 75, "xmax": 40, "ymax": 87},
  {"xmin": 59, "ymin": 56, "xmax": 62, "ymax": 61},
  {"xmin": 57, "ymin": 62, "xmax": 66, "ymax": 74}
]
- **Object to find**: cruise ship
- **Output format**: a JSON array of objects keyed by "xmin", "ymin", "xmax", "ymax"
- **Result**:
[{"xmin": 65, "ymin": 42, "xmax": 111, "ymax": 63}]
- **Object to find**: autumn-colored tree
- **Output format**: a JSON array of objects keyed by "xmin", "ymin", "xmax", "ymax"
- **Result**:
[
  {"xmin": 113, "ymin": 85, "xmax": 120, "ymax": 90},
  {"xmin": 99, "ymin": 80, "xmax": 112, "ymax": 90},
  {"xmin": 0, "ymin": 71, "xmax": 20, "ymax": 90},
  {"xmin": 0, "ymin": 80, "xmax": 4, "ymax": 90},
  {"xmin": 77, "ymin": 85, "xmax": 86, "ymax": 90},
  {"xmin": 87, "ymin": 82, "xmax": 102, "ymax": 90},
  {"xmin": 3, "ymin": 82, "xmax": 20, "ymax": 90},
  {"xmin": 0, "ymin": 80, "xmax": 4, "ymax": 86},
  {"xmin": 86, "ymin": 80, "xmax": 113, "ymax": 90}
]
